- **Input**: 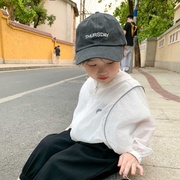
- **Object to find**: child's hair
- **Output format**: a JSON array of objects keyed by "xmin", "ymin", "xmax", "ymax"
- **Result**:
[{"xmin": 75, "ymin": 12, "xmax": 127, "ymax": 65}]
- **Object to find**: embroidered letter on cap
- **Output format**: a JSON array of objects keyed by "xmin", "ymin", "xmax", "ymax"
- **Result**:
[{"xmin": 85, "ymin": 32, "xmax": 109, "ymax": 39}]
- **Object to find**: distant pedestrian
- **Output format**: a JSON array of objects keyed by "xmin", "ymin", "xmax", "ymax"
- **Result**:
[
  {"xmin": 54, "ymin": 45, "xmax": 60, "ymax": 64},
  {"xmin": 121, "ymin": 15, "xmax": 137, "ymax": 73}
]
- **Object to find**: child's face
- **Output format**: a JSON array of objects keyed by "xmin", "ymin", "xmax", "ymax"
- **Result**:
[{"xmin": 83, "ymin": 58, "xmax": 120, "ymax": 84}]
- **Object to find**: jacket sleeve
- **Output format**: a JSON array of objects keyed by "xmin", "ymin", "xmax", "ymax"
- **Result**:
[{"xmin": 106, "ymin": 87, "xmax": 156, "ymax": 163}]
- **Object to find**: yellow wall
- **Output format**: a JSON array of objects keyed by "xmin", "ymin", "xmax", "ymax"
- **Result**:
[
  {"xmin": 0, "ymin": 10, "xmax": 5, "ymax": 63},
  {"xmin": 0, "ymin": 9, "xmax": 74, "ymax": 64}
]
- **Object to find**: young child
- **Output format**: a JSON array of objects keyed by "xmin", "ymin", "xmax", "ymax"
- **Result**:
[{"xmin": 18, "ymin": 12, "xmax": 155, "ymax": 180}]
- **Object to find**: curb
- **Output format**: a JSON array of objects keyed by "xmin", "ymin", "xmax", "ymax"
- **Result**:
[{"xmin": 0, "ymin": 64, "xmax": 76, "ymax": 71}]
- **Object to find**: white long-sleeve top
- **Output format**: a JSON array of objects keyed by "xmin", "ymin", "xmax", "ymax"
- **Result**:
[{"xmin": 70, "ymin": 71, "xmax": 156, "ymax": 163}]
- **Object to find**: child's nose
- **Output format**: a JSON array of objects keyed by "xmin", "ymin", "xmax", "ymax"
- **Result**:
[{"xmin": 98, "ymin": 65, "xmax": 106, "ymax": 73}]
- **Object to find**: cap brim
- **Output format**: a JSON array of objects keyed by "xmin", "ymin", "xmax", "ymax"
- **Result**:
[{"xmin": 75, "ymin": 46, "xmax": 124, "ymax": 65}]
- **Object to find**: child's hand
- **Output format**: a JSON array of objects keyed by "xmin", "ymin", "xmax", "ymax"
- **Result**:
[{"xmin": 117, "ymin": 152, "xmax": 144, "ymax": 178}]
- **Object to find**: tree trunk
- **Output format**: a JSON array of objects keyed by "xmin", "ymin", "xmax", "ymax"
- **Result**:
[
  {"xmin": 8, "ymin": 5, "xmax": 15, "ymax": 21},
  {"xmin": 34, "ymin": 15, "xmax": 40, "ymax": 28},
  {"xmin": 134, "ymin": 40, "xmax": 141, "ymax": 67},
  {"xmin": 128, "ymin": 0, "xmax": 134, "ymax": 15}
]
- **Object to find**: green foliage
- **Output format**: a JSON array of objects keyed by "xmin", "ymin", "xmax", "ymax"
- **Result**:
[
  {"xmin": 47, "ymin": 15, "xmax": 56, "ymax": 27},
  {"xmin": 0, "ymin": 0, "xmax": 56, "ymax": 28},
  {"xmin": 29, "ymin": 0, "xmax": 56, "ymax": 28},
  {"xmin": 112, "ymin": 0, "xmax": 179, "ymax": 42},
  {"xmin": 113, "ymin": 1, "xmax": 129, "ymax": 26},
  {"xmin": 0, "ymin": 0, "xmax": 35, "ymax": 23},
  {"xmin": 14, "ymin": 0, "xmax": 36, "ymax": 24},
  {"xmin": 33, "ymin": 3, "xmax": 47, "ymax": 28},
  {"xmin": 137, "ymin": 0, "xmax": 175, "ymax": 42}
]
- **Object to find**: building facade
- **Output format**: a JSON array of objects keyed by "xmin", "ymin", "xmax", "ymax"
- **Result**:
[{"xmin": 37, "ymin": 0, "xmax": 78, "ymax": 43}]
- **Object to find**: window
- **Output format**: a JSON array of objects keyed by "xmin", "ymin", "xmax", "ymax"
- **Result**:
[
  {"xmin": 158, "ymin": 38, "xmax": 165, "ymax": 48},
  {"xmin": 169, "ymin": 30, "xmax": 180, "ymax": 44}
]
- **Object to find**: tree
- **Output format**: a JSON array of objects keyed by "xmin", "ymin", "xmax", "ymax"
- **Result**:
[
  {"xmin": 0, "ymin": 0, "xmax": 56, "ymax": 28},
  {"xmin": 30, "ymin": 1, "xmax": 56, "ymax": 28},
  {"xmin": 99, "ymin": 0, "xmax": 180, "ymax": 67},
  {"xmin": 0, "ymin": 0, "xmax": 36, "ymax": 23},
  {"xmin": 137, "ymin": 0, "xmax": 175, "ymax": 42},
  {"xmin": 113, "ymin": 0, "xmax": 179, "ymax": 42}
]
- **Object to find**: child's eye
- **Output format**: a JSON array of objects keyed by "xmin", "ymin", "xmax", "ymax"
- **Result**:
[
  {"xmin": 87, "ymin": 64, "xmax": 96, "ymax": 67},
  {"xmin": 107, "ymin": 62, "xmax": 114, "ymax": 65}
]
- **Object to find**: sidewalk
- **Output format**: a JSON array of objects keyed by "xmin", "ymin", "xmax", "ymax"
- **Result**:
[
  {"xmin": 107, "ymin": 67, "xmax": 180, "ymax": 180},
  {"xmin": 1, "ymin": 64, "xmax": 180, "ymax": 180},
  {"xmin": 0, "ymin": 63, "xmax": 75, "ymax": 71},
  {"xmin": 134, "ymin": 67, "xmax": 180, "ymax": 180}
]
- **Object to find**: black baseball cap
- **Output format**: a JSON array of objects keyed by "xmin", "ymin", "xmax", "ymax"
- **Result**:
[{"xmin": 75, "ymin": 12, "xmax": 127, "ymax": 65}]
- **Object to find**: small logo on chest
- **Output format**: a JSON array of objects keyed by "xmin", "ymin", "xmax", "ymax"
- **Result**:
[{"xmin": 96, "ymin": 109, "xmax": 102, "ymax": 113}]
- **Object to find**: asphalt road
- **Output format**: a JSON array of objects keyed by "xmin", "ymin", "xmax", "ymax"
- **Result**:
[{"xmin": 0, "ymin": 67, "xmax": 87, "ymax": 180}]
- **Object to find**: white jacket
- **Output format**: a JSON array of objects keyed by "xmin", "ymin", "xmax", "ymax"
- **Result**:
[{"xmin": 70, "ymin": 71, "xmax": 155, "ymax": 163}]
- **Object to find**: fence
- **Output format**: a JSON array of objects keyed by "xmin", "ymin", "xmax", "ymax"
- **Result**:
[{"xmin": 140, "ymin": 21, "xmax": 180, "ymax": 73}]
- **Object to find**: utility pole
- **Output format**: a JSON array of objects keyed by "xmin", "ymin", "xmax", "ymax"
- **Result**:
[
  {"xmin": 80, "ymin": 0, "xmax": 92, "ymax": 22},
  {"xmin": 133, "ymin": 0, "xmax": 141, "ymax": 68},
  {"xmin": 82, "ymin": 0, "xmax": 85, "ymax": 20},
  {"xmin": 80, "ymin": 0, "xmax": 82, "ymax": 22},
  {"xmin": 80, "ymin": 0, "xmax": 86, "ymax": 22},
  {"xmin": 129, "ymin": 0, "xmax": 138, "ymax": 73},
  {"xmin": 133, "ymin": 0, "xmax": 138, "ymax": 24}
]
